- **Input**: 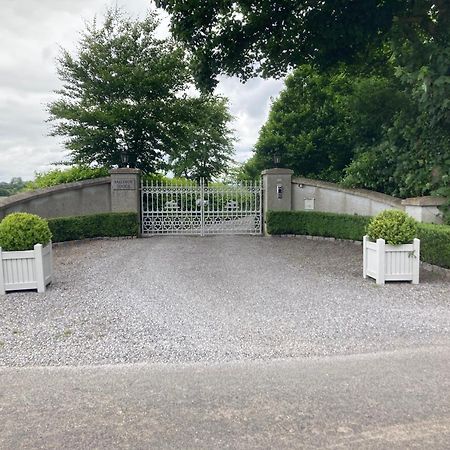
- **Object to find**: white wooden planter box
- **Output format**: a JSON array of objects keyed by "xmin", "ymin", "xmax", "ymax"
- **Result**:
[
  {"xmin": 363, "ymin": 235, "xmax": 420, "ymax": 285},
  {"xmin": 0, "ymin": 243, "xmax": 53, "ymax": 294}
]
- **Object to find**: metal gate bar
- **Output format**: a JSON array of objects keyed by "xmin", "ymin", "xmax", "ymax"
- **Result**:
[{"xmin": 141, "ymin": 178, "xmax": 262, "ymax": 236}]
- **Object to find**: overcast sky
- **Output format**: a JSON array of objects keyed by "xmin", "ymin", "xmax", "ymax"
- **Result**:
[{"xmin": 0, "ymin": 0, "xmax": 284, "ymax": 182}]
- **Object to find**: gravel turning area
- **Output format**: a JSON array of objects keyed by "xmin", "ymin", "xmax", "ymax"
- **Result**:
[{"xmin": 1, "ymin": 236, "xmax": 449, "ymax": 367}]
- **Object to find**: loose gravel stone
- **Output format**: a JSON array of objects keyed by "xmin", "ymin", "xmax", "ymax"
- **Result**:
[{"xmin": 0, "ymin": 236, "xmax": 449, "ymax": 367}]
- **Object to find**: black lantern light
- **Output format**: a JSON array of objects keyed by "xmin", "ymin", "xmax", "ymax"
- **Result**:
[
  {"xmin": 120, "ymin": 151, "xmax": 129, "ymax": 168},
  {"xmin": 273, "ymin": 153, "xmax": 281, "ymax": 168}
]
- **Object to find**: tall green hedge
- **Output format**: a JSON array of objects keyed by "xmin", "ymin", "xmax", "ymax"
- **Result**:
[
  {"xmin": 266, "ymin": 210, "xmax": 450, "ymax": 269},
  {"xmin": 47, "ymin": 212, "xmax": 138, "ymax": 242}
]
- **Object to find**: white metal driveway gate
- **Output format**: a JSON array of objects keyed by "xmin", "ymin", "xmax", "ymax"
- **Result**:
[{"xmin": 141, "ymin": 179, "xmax": 262, "ymax": 236}]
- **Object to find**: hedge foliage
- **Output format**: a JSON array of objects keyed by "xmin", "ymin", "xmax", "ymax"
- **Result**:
[
  {"xmin": 417, "ymin": 223, "xmax": 450, "ymax": 269},
  {"xmin": 47, "ymin": 212, "xmax": 138, "ymax": 242},
  {"xmin": 0, "ymin": 213, "xmax": 52, "ymax": 251},
  {"xmin": 266, "ymin": 210, "xmax": 370, "ymax": 241},
  {"xmin": 24, "ymin": 166, "xmax": 109, "ymax": 191},
  {"xmin": 266, "ymin": 210, "xmax": 450, "ymax": 269}
]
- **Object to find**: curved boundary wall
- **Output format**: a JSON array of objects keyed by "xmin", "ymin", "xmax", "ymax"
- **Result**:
[
  {"xmin": 0, "ymin": 167, "xmax": 446, "ymax": 225},
  {"xmin": 262, "ymin": 169, "xmax": 445, "ymax": 225},
  {"xmin": 0, "ymin": 169, "xmax": 140, "ymax": 221}
]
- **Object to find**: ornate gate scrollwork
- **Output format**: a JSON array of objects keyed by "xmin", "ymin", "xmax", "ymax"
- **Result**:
[{"xmin": 141, "ymin": 178, "xmax": 262, "ymax": 236}]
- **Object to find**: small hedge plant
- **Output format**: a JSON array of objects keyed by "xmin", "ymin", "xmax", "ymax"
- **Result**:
[
  {"xmin": 366, "ymin": 210, "xmax": 417, "ymax": 245},
  {"xmin": 47, "ymin": 212, "xmax": 138, "ymax": 242},
  {"xmin": 0, "ymin": 213, "xmax": 52, "ymax": 251}
]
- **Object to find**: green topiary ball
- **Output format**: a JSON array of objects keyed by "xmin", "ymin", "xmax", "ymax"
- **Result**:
[
  {"xmin": 0, "ymin": 213, "xmax": 52, "ymax": 251},
  {"xmin": 367, "ymin": 210, "xmax": 417, "ymax": 245}
]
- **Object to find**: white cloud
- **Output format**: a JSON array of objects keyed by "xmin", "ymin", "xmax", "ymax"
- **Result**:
[{"xmin": 0, "ymin": 0, "xmax": 283, "ymax": 181}]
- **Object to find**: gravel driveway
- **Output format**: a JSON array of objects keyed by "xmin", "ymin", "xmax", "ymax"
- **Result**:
[{"xmin": 1, "ymin": 236, "xmax": 449, "ymax": 367}]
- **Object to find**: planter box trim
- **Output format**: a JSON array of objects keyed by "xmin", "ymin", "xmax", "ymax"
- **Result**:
[
  {"xmin": 363, "ymin": 235, "xmax": 420, "ymax": 285},
  {"xmin": 0, "ymin": 243, "xmax": 53, "ymax": 294}
]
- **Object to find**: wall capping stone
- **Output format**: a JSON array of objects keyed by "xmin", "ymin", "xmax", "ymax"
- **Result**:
[
  {"xmin": 0, "ymin": 177, "xmax": 111, "ymax": 210},
  {"xmin": 109, "ymin": 168, "xmax": 141, "ymax": 175},
  {"xmin": 292, "ymin": 176, "xmax": 403, "ymax": 208},
  {"xmin": 262, "ymin": 168, "xmax": 294, "ymax": 175},
  {"xmin": 401, "ymin": 196, "xmax": 446, "ymax": 207}
]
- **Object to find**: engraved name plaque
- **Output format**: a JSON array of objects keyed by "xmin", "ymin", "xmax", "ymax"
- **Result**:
[{"xmin": 112, "ymin": 179, "xmax": 136, "ymax": 190}]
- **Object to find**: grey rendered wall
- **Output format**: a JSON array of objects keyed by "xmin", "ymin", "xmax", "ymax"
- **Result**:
[
  {"xmin": 0, "ymin": 178, "xmax": 111, "ymax": 220},
  {"xmin": 291, "ymin": 177, "xmax": 404, "ymax": 217},
  {"xmin": 402, "ymin": 196, "xmax": 445, "ymax": 225}
]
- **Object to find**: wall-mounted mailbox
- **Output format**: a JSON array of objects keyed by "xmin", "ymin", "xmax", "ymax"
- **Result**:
[{"xmin": 276, "ymin": 184, "xmax": 283, "ymax": 199}]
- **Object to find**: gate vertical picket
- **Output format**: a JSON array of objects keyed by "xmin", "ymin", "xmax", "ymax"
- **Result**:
[{"xmin": 200, "ymin": 178, "xmax": 205, "ymax": 237}]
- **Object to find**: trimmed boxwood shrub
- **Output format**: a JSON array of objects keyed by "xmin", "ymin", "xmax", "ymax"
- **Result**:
[
  {"xmin": 367, "ymin": 210, "xmax": 418, "ymax": 245},
  {"xmin": 0, "ymin": 213, "xmax": 52, "ymax": 251},
  {"xmin": 266, "ymin": 210, "xmax": 370, "ymax": 241},
  {"xmin": 266, "ymin": 210, "xmax": 450, "ymax": 269},
  {"xmin": 47, "ymin": 212, "xmax": 138, "ymax": 242}
]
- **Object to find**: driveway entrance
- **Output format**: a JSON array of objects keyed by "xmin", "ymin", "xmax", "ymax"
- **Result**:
[{"xmin": 140, "ymin": 179, "xmax": 262, "ymax": 236}]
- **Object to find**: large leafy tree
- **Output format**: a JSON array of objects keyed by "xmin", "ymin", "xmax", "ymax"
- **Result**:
[
  {"xmin": 156, "ymin": 0, "xmax": 421, "ymax": 90},
  {"xmin": 158, "ymin": 0, "xmax": 450, "ymax": 201},
  {"xmin": 254, "ymin": 65, "xmax": 354, "ymax": 181},
  {"xmin": 252, "ymin": 65, "xmax": 406, "ymax": 182},
  {"xmin": 48, "ymin": 8, "xmax": 234, "ymax": 175},
  {"xmin": 344, "ymin": 6, "xmax": 450, "ymax": 198},
  {"xmin": 169, "ymin": 97, "xmax": 235, "ymax": 182},
  {"xmin": 0, "ymin": 178, "xmax": 26, "ymax": 197}
]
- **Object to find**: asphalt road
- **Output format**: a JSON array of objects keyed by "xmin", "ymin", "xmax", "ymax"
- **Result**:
[{"xmin": 1, "ymin": 346, "xmax": 450, "ymax": 449}]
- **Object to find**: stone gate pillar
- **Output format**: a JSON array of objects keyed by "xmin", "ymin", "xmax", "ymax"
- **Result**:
[
  {"xmin": 109, "ymin": 168, "xmax": 141, "ymax": 213},
  {"xmin": 262, "ymin": 168, "xmax": 293, "ymax": 233},
  {"xmin": 262, "ymin": 168, "xmax": 293, "ymax": 212}
]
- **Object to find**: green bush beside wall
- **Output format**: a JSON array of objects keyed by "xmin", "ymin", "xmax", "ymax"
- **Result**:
[
  {"xmin": 266, "ymin": 210, "xmax": 370, "ymax": 241},
  {"xmin": 24, "ymin": 166, "xmax": 109, "ymax": 191},
  {"xmin": 417, "ymin": 223, "xmax": 450, "ymax": 269},
  {"xmin": 266, "ymin": 210, "xmax": 450, "ymax": 269},
  {"xmin": 47, "ymin": 212, "xmax": 138, "ymax": 242}
]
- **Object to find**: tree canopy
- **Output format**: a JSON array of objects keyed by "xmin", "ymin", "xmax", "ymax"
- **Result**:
[
  {"xmin": 249, "ymin": 65, "xmax": 407, "ymax": 182},
  {"xmin": 0, "ymin": 178, "xmax": 26, "ymax": 197},
  {"xmin": 247, "ymin": 54, "xmax": 450, "ymax": 197},
  {"xmin": 169, "ymin": 96, "xmax": 235, "ymax": 182},
  {"xmin": 158, "ymin": 0, "xmax": 450, "ymax": 215},
  {"xmin": 156, "ymin": 0, "xmax": 449, "ymax": 90},
  {"xmin": 48, "ymin": 8, "xmax": 235, "ymax": 178},
  {"xmin": 254, "ymin": 65, "xmax": 354, "ymax": 181}
]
